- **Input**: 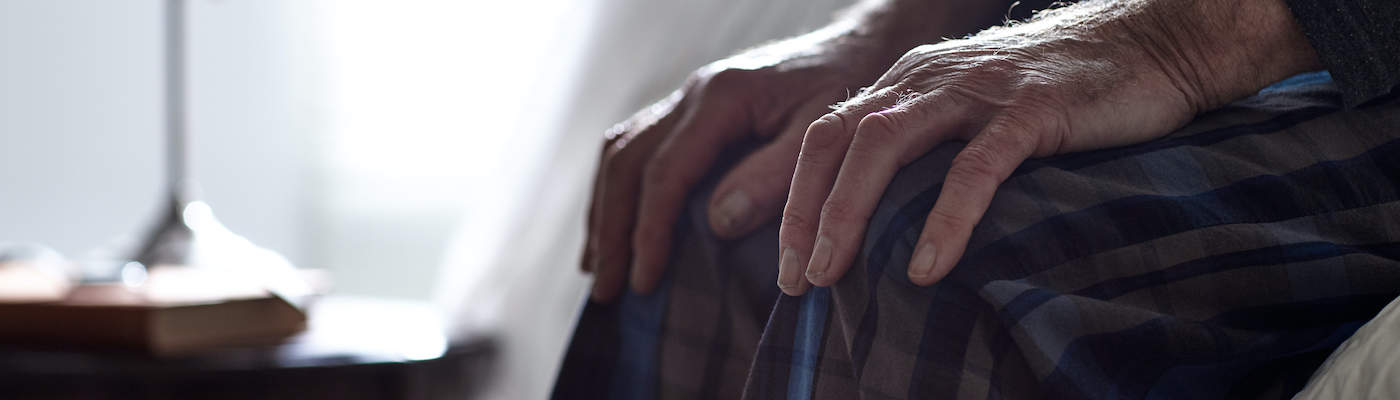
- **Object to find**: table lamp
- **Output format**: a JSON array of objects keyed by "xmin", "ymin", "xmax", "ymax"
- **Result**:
[{"xmin": 126, "ymin": 0, "xmax": 311, "ymax": 303}]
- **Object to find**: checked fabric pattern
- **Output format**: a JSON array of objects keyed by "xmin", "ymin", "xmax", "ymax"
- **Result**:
[{"xmin": 553, "ymin": 72, "xmax": 1400, "ymax": 400}]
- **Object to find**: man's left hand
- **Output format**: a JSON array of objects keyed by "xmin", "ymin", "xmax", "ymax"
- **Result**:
[{"xmin": 775, "ymin": 0, "xmax": 1322, "ymax": 294}]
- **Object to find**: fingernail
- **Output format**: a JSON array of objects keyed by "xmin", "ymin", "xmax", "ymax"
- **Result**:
[
  {"xmin": 713, "ymin": 190, "xmax": 753, "ymax": 233},
  {"xmin": 909, "ymin": 242, "xmax": 938, "ymax": 279},
  {"xmin": 806, "ymin": 236, "xmax": 833, "ymax": 283},
  {"xmin": 777, "ymin": 247, "xmax": 800, "ymax": 290}
]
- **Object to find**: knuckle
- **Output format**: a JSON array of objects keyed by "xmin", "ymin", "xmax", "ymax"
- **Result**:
[
  {"xmin": 983, "ymin": 57, "xmax": 1021, "ymax": 75},
  {"xmin": 1011, "ymin": 71, "xmax": 1056, "ymax": 94},
  {"xmin": 801, "ymin": 113, "xmax": 850, "ymax": 150},
  {"xmin": 902, "ymin": 44, "xmax": 938, "ymax": 61},
  {"xmin": 1000, "ymin": 107, "xmax": 1068, "ymax": 156},
  {"xmin": 950, "ymin": 144, "xmax": 1007, "ymax": 184},
  {"xmin": 846, "ymin": 112, "xmax": 903, "ymax": 161},
  {"xmin": 928, "ymin": 206, "xmax": 973, "ymax": 231},
  {"xmin": 606, "ymin": 141, "xmax": 651, "ymax": 175},
  {"xmin": 641, "ymin": 156, "xmax": 675, "ymax": 188},
  {"xmin": 854, "ymin": 84, "xmax": 899, "ymax": 105},
  {"xmin": 900, "ymin": 66, "xmax": 943, "ymax": 86},
  {"xmin": 780, "ymin": 210, "xmax": 815, "ymax": 233},
  {"xmin": 602, "ymin": 155, "xmax": 631, "ymax": 178},
  {"xmin": 704, "ymin": 67, "xmax": 758, "ymax": 95},
  {"xmin": 990, "ymin": 110, "xmax": 1039, "ymax": 136},
  {"xmin": 988, "ymin": 112, "xmax": 1048, "ymax": 155},
  {"xmin": 854, "ymin": 112, "xmax": 903, "ymax": 144},
  {"xmin": 642, "ymin": 154, "xmax": 702, "ymax": 196},
  {"xmin": 819, "ymin": 198, "xmax": 856, "ymax": 225}
]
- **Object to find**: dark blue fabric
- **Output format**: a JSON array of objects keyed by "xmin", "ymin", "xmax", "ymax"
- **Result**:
[{"xmin": 554, "ymin": 71, "xmax": 1400, "ymax": 400}]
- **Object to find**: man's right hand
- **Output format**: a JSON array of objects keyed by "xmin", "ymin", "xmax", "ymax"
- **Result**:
[{"xmin": 582, "ymin": 26, "xmax": 881, "ymax": 302}]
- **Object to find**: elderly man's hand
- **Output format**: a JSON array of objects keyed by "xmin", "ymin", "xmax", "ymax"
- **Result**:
[
  {"xmin": 776, "ymin": 0, "xmax": 1322, "ymax": 294},
  {"xmin": 582, "ymin": 0, "xmax": 1029, "ymax": 302},
  {"xmin": 582, "ymin": 25, "xmax": 903, "ymax": 302}
]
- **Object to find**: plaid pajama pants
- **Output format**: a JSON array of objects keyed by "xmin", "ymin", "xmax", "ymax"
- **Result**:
[{"xmin": 553, "ymin": 72, "xmax": 1400, "ymax": 399}]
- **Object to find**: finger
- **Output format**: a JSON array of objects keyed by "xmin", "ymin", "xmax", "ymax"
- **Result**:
[
  {"xmin": 589, "ymin": 100, "xmax": 683, "ymax": 303},
  {"xmin": 805, "ymin": 94, "xmax": 969, "ymax": 287},
  {"xmin": 707, "ymin": 97, "xmax": 835, "ymax": 239},
  {"xmin": 705, "ymin": 131, "xmax": 801, "ymax": 239},
  {"xmin": 589, "ymin": 152, "xmax": 637, "ymax": 302},
  {"xmin": 630, "ymin": 97, "xmax": 751, "ymax": 295},
  {"xmin": 776, "ymin": 88, "xmax": 901, "ymax": 296},
  {"xmin": 908, "ymin": 115, "xmax": 1038, "ymax": 286},
  {"xmin": 585, "ymin": 93, "xmax": 683, "ymax": 276},
  {"xmin": 582, "ymin": 136, "xmax": 613, "ymax": 273}
]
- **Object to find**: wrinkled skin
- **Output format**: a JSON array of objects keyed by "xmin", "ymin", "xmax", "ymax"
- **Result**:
[
  {"xmin": 581, "ymin": 24, "xmax": 898, "ymax": 302},
  {"xmin": 581, "ymin": 0, "xmax": 1024, "ymax": 303},
  {"xmin": 584, "ymin": 0, "xmax": 1321, "ymax": 301},
  {"xmin": 776, "ymin": 0, "xmax": 1322, "ymax": 294}
]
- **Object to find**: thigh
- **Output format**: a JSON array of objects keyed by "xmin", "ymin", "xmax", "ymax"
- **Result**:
[
  {"xmin": 554, "ymin": 144, "xmax": 784, "ymax": 400},
  {"xmin": 745, "ymin": 74, "xmax": 1400, "ymax": 400}
]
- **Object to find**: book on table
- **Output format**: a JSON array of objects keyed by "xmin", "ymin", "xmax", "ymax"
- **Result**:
[{"xmin": 0, "ymin": 263, "xmax": 307, "ymax": 355}]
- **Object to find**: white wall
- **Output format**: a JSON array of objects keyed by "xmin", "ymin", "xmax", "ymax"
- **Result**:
[
  {"xmin": 435, "ymin": 0, "xmax": 852, "ymax": 397},
  {"xmin": 0, "ymin": 0, "xmax": 596, "ymax": 301},
  {"xmin": 3, "ymin": 1, "xmax": 855, "ymax": 398},
  {"xmin": 0, "ymin": 0, "xmax": 322, "ymax": 290}
]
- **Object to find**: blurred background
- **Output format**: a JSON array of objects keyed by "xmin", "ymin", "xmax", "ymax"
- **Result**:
[{"xmin": 0, "ymin": 0, "xmax": 843, "ymax": 398}]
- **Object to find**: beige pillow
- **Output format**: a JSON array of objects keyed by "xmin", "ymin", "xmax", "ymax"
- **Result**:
[{"xmin": 1294, "ymin": 295, "xmax": 1400, "ymax": 399}]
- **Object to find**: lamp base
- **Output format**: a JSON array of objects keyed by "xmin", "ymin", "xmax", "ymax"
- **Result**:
[{"xmin": 127, "ymin": 196, "xmax": 314, "ymax": 306}]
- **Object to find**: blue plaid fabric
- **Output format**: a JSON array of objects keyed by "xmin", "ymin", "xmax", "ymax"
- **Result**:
[{"xmin": 553, "ymin": 72, "xmax": 1400, "ymax": 399}]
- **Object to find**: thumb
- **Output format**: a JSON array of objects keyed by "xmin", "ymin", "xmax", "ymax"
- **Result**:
[{"xmin": 706, "ymin": 121, "xmax": 806, "ymax": 239}]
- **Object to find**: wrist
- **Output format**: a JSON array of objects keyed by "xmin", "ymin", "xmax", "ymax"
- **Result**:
[{"xmin": 1128, "ymin": 0, "xmax": 1322, "ymax": 110}]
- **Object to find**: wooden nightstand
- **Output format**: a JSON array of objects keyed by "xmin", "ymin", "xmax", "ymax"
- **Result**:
[{"xmin": 0, "ymin": 296, "xmax": 496, "ymax": 399}]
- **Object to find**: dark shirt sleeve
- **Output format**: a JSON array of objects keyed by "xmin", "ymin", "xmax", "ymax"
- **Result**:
[{"xmin": 1284, "ymin": 0, "xmax": 1400, "ymax": 106}]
